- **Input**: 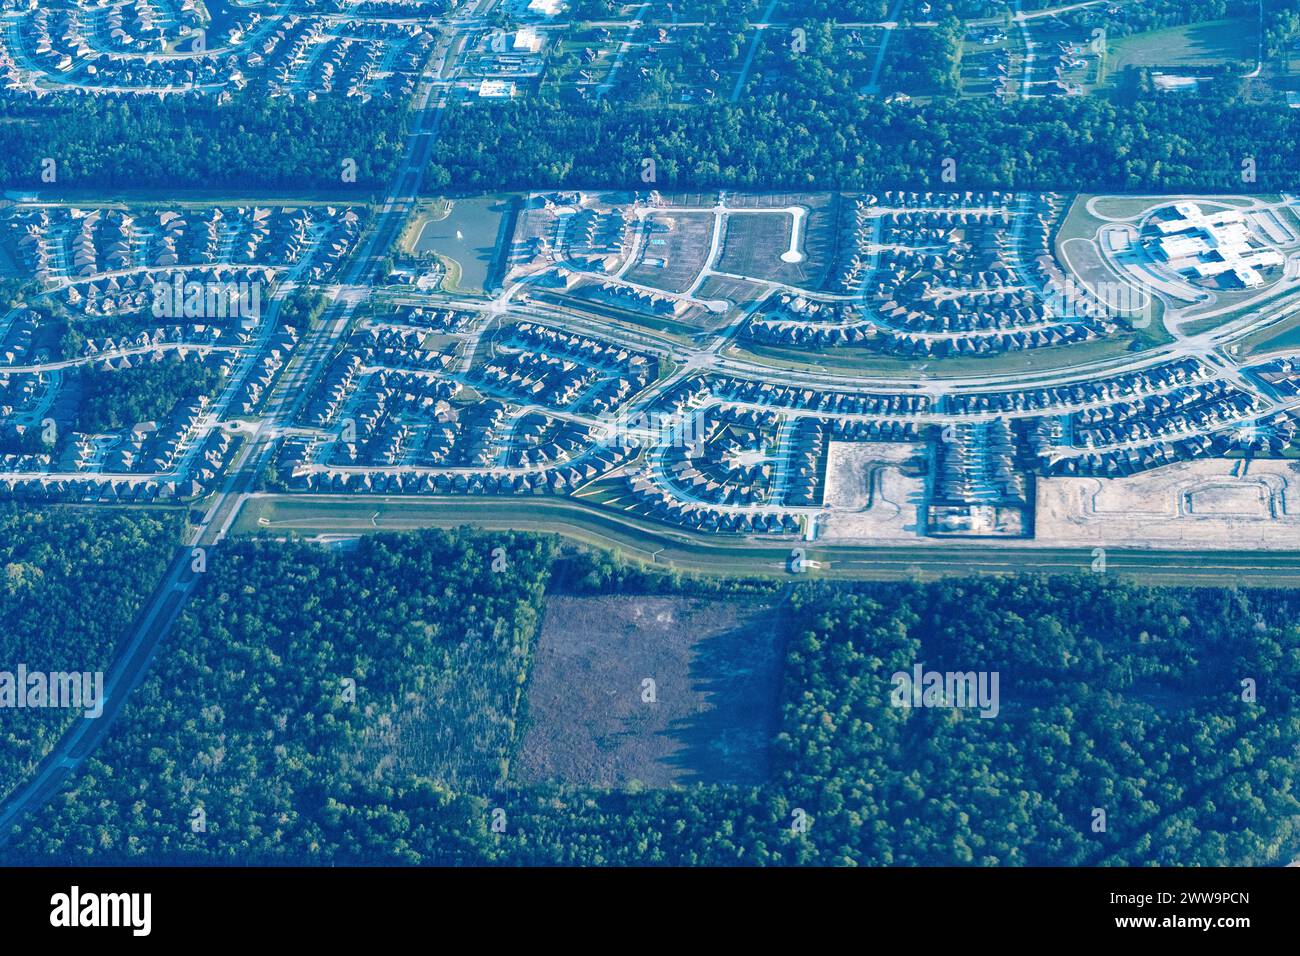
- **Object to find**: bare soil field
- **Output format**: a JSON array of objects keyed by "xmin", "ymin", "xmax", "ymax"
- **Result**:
[
  {"xmin": 623, "ymin": 212, "xmax": 715, "ymax": 293},
  {"xmin": 819, "ymin": 441, "xmax": 928, "ymax": 542},
  {"xmin": 715, "ymin": 194, "xmax": 837, "ymax": 288},
  {"xmin": 514, "ymin": 594, "xmax": 787, "ymax": 788},
  {"xmin": 1035, "ymin": 458, "xmax": 1300, "ymax": 550}
]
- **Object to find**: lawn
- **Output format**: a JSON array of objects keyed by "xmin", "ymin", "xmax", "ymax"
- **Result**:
[
  {"xmin": 231, "ymin": 494, "xmax": 1300, "ymax": 587},
  {"xmin": 1108, "ymin": 18, "xmax": 1259, "ymax": 73},
  {"xmin": 726, "ymin": 328, "xmax": 1173, "ymax": 380},
  {"xmin": 1238, "ymin": 311, "xmax": 1300, "ymax": 357}
]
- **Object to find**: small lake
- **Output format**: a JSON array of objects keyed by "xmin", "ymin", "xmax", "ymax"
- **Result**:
[{"xmin": 414, "ymin": 196, "xmax": 513, "ymax": 293}]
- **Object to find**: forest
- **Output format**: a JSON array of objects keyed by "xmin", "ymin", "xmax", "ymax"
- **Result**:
[
  {"xmin": 878, "ymin": 19, "xmax": 964, "ymax": 96},
  {"xmin": 74, "ymin": 354, "xmax": 224, "ymax": 434},
  {"xmin": 6, "ymin": 529, "xmax": 558, "ymax": 862},
  {"xmin": 429, "ymin": 92, "xmax": 1300, "ymax": 195},
  {"xmin": 1040, "ymin": 0, "xmax": 1251, "ymax": 36},
  {"xmin": 0, "ymin": 11, "xmax": 1286, "ymax": 198},
  {"xmin": 1266, "ymin": 0, "xmax": 1300, "ymax": 55},
  {"xmin": 6, "ymin": 530, "xmax": 1298, "ymax": 866},
  {"xmin": 0, "ymin": 93, "xmax": 407, "ymax": 193},
  {"xmin": 0, "ymin": 507, "xmax": 181, "ymax": 801},
  {"xmin": 772, "ymin": 578, "xmax": 1300, "ymax": 866}
]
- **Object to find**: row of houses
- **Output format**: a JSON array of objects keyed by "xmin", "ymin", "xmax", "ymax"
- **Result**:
[
  {"xmin": 626, "ymin": 471, "xmax": 802, "ymax": 536},
  {"xmin": 936, "ymin": 419, "xmax": 1025, "ymax": 504},
  {"xmin": 304, "ymin": 358, "xmax": 464, "ymax": 469},
  {"xmin": 281, "ymin": 440, "xmax": 637, "ymax": 497},
  {"xmin": 231, "ymin": 324, "xmax": 298, "ymax": 415},
  {"xmin": 475, "ymin": 349, "xmax": 604, "ymax": 409},
  {"xmin": 380, "ymin": 306, "xmax": 478, "ymax": 332},
  {"xmin": 745, "ymin": 311, "xmax": 1103, "ymax": 356},
  {"xmin": 945, "ymin": 358, "xmax": 1213, "ymax": 416},
  {"xmin": 660, "ymin": 407, "xmax": 778, "ymax": 507},
  {"xmin": 358, "ymin": 325, "xmax": 457, "ymax": 373},
  {"xmin": 0, "ymin": 475, "xmax": 202, "ymax": 502},
  {"xmin": 784, "ymin": 419, "xmax": 829, "ymax": 507},
  {"xmin": 1037, "ymin": 408, "xmax": 1300, "ymax": 478},
  {"xmin": 10, "ymin": 205, "xmax": 363, "ymax": 288},
  {"xmin": 1073, "ymin": 386, "xmax": 1262, "ymax": 450},
  {"xmin": 706, "ymin": 375, "xmax": 932, "ymax": 417},
  {"xmin": 505, "ymin": 414, "xmax": 595, "ymax": 468}
]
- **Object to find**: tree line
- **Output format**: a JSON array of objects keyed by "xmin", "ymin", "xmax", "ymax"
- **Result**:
[
  {"xmin": 429, "ymin": 92, "xmax": 1300, "ymax": 195},
  {"xmin": 7, "ymin": 530, "xmax": 1298, "ymax": 866}
]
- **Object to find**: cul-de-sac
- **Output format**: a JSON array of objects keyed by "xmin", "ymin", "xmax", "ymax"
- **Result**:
[
  {"xmin": 8, "ymin": 182, "xmax": 1300, "ymax": 574},
  {"xmin": 2, "ymin": 0, "xmax": 1300, "ymax": 879}
]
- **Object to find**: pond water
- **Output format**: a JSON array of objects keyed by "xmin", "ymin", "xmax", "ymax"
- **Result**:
[{"xmin": 413, "ymin": 196, "xmax": 513, "ymax": 294}]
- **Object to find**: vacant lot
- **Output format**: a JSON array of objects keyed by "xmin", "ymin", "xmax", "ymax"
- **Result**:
[
  {"xmin": 623, "ymin": 211, "xmax": 715, "ymax": 293},
  {"xmin": 1036, "ymin": 458, "xmax": 1300, "ymax": 550},
  {"xmin": 715, "ymin": 195, "xmax": 838, "ymax": 288},
  {"xmin": 514, "ymin": 595, "xmax": 786, "ymax": 787},
  {"xmin": 1108, "ymin": 19, "xmax": 1258, "ymax": 73}
]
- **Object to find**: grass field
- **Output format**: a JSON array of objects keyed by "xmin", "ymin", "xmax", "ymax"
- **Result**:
[
  {"xmin": 1178, "ymin": 290, "xmax": 1297, "ymax": 338},
  {"xmin": 1238, "ymin": 310, "xmax": 1300, "ymax": 357},
  {"xmin": 233, "ymin": 494, "xmax": 1300, "ymax": 587},
  {"xmin": 1108, "ymin": 19, "xmax": 1259, "ymax": 74},
  {"xmin": 1054, "ymin": 195, "xmax": 1110, "ymax": 241},
  {"xmin": 727, "ymin": 327, "xmax": 1173, "ymax": 379},
  {"xmin": 1082, "ymin": 194, "xmax": 1258, "ymax": 223},
  {"xmin": 1056, "ymin": 235, "xmax": 1167, "ymax": 332},
  {"xmin": 532, "ymin": 290, "xmax": 715, "ymax": 341}
]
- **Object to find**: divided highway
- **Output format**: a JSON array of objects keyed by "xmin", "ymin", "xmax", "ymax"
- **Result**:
[{"xmin": 0, "ymin": 9, "xmax": 469, "ymax": 847}]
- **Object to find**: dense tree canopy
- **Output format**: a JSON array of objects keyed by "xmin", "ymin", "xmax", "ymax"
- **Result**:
[
  {"xmin": 0, "ymin": 507, "xmax": 181, "ymax": 800},
  {"xmin": 75, "ymin": 355, "xmax": 224, "ymax": 433},
  {"xmin": 430, "ymin": 93, "xmax": 1300, "ymax": 194},
  {"xmin": 6, "ymin": 531, "xmax": 1298, "ymax": 866},
  {"xmin": 0, "ymin": 93, "xmax": 406, "ymax": 193}
]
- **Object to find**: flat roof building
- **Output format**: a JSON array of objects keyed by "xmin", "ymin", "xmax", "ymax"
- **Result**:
[
  {"xmin": 478, "ymin": 79, "xmax": 517, "ymax": 98},
  {"xmin": 513, "ymin": 27, "xmax": 544, "ymax": 53},
  {"xmin": 1149, "ymin": 202, "xmax": 1284, "ymax": 289}
]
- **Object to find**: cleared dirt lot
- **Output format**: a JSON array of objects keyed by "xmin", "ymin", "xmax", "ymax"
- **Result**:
[
  {"xmin": 715, "ymin": 194, "xmax": 838, "ymax": 288},
  {"xmin": 819, "ymin": 441, "xmax": 928, "ymax": 542},
  {"xmin": 1036, "ymin": 458, "xmax": 1300, "ymax": 550},
  {"xmin": 623, "ymin": 212, "xmax": 715, "ymax": 293},
  {"xmin": 514, "ymin": 595, "xmax": 786, "ymax": 788}
]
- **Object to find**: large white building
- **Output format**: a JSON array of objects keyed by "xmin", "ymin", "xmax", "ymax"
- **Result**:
[
  {"xmin": 478, "ymin": 78, "xmax": 517, "ymax": 98},
  {"xmin": 512, "ymin": 27, "xmax": 544, "ymax": 54},
  {"xmin": 1150, "ymin": 202, "xmax": 1283, "ymax": 288}
]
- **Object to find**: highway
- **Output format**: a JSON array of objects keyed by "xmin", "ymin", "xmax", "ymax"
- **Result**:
[
  {"xmin": 2, "ymin": 0, "xmax": 1297, "ymax": 850},
  {"xmin": 0, "ymin": 1, "xmax": 485, "ymax": 847}
]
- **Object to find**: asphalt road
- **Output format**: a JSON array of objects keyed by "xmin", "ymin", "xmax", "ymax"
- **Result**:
[{"xmin": 0, "ymin": 12, "xmax": 466, "ymax": 847}]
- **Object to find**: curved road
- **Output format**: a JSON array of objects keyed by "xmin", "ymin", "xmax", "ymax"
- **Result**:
[{"xmin": 0, "ymin": 3, "xmax": 476, "ymax": 847}]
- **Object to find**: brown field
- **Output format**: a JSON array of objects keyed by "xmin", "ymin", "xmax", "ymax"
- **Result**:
[
  {"xmin": 623, "ymin": 211, "xmax": 715, "ymax": 293},
  {"xmin": 715, "ymin": 194, "xmax": 838, "ymax": 288},
  {"xmin": 514, "ymin": 594, "xmax": 787, "ymax": 788}
]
